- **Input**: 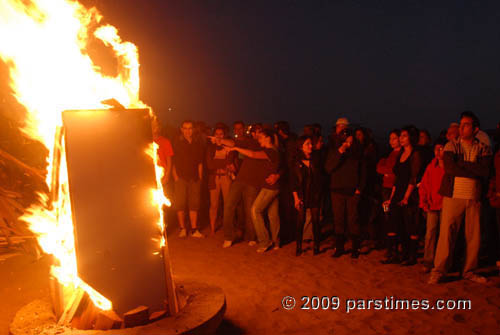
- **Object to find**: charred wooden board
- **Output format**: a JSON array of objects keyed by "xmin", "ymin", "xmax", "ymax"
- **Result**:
[
  {"xmin": 94, "ymin": 309, "xmax": 123, "ymax": 330},
  {"xmin": 123, "ymin": 305, "xmax": 149, "ymax": 328}
]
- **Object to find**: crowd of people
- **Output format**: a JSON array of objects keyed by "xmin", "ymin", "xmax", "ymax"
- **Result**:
[{"xmin": 153, "ymin": 111, "xmax": 500, "ymax": 285}]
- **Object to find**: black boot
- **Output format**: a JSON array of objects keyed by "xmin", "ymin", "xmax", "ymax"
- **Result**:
[
  {"xmin": 380, "ymin": 236, "xmax": 400, "ymax": 264},
  {"xmin": 312, "ymin": 218, "xmax": 321, "ymax": 255},
  {"xmin": 313, "ymin": 244, "xmax": 320, "ymax": 255},
  {"xmin": 399, "ymin": 236, "xmax": 410, "ymax": 263},
  {"xmin": 401, "ymin": 238, "xmax": 418, "ymax": 266},
  {"xmin": 332, "ymin": 234, "xmax": 345, "ymax": 258},
  {"xmin": 296, "ymin": 240, "xmax": 302, "ymax": 256},
  {"xmin": 351, "ymin": 236, "xmax": 360, "ymax": 259}
]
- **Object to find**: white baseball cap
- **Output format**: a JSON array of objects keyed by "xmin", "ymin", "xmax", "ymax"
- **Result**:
[{"xmin": 335, "ymin": 117, "xmax": 349, "ymax": 126}]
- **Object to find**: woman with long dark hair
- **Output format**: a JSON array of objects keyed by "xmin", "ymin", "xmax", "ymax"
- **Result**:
[
  {"xmin": 381, "ymin": 126, "xmax": 423, "ymax": 265},
  {"xmin": 291, "ymin": 135, "xmax": 323, "ymax": 256},
  {"xmin": 376, "ymin": 129, "xmax": 401, "ymax": 251}
]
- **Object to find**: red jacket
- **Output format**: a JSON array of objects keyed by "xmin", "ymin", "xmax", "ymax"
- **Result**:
[
  {"xmin": 376, "ymin": 149, "xmax": 400, "ymax": 188},
  {"xmin": 419, "ymin": 158, "xmax": 445, "ymax": 211},
  {"xmin": 154, "ymin": 135, "xmax": 173, "ymax": 169}
]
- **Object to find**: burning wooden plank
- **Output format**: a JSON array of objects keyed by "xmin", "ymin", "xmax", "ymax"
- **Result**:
[
  {"xmin": 0, "ymin": 0, "xmax": 182, "ymax": 329},
  {"xmin": 57, "ymin": 286, "xmax": 85, "ymax": 326},
  {"xmin": 49, "ymin": 276, "xmax": 64, "ymax": 319},
  {"xmin": 0, "ymin": 148, "xmax": 45, "ymax": 182},
  {"xmin": 163, "ymin": 240, "xmax": 179, "ymax": 315},
  {"xmin": 47, "ymin": 127, "xmax": 63, "ymax": 208},
  {"xmin": 71, "ymin": 293, "xmax": 100, "ymax": 330}
]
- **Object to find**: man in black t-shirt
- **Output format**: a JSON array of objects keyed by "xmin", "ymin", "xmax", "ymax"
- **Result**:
[{"xmin": 172, "ymin": 120, "xmax": 204, "ymax": 238}]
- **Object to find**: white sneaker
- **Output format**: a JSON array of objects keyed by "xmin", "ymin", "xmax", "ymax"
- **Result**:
[
  {"xmin": 427, "ymin": 271, "xmax": 443, "ymax": 284},
  {"xmin": 191, "ymin": 230, "xmax": 204, "ymax": 238},
  {"xmin": 257, "ymin": 244, "xmax": 272, "ymax": 253},
  {"xmin": 178, "ymin": 229, "xmax": 187, "ymax": 238},
  {"xmin": 248, "ymin": 241, "xmax": 257, "ymax": 247},
  {"xmin": 463, "ymin": 272, "xmax": 488, "ymax": 284},
  {"xmin": 222, "ymin": 240, "xmax": 232, "ymax": 248}
]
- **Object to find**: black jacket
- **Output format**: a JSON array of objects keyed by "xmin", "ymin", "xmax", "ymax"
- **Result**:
[
  {"xmin": 324, "ymin": 141, "xmax": 366, "ymax": 196},
  {"xmin": 290, "ymin": 152, "xmax": 324, "ymax": 207}
]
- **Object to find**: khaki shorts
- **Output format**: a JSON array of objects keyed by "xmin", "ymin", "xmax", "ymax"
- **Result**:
[{"xmin": 174, "ymin": 178, "xmax": 201, "ymax": 211}]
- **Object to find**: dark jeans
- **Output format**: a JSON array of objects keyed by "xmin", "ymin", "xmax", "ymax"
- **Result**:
[
  {"xmin": 387, "ymin": 203, "xmax": 419, "ymax": 237},
  {"xmin": 358, "ymin": 195, "xmax": 380, "ymax": 241},
  {"xmin": 223, "ymin": 180, "xmax": 258, "ymax": 241},
  {"xmin": 296, "ymin": 207, "xmax": 320, "ymax": 247},
  {"xmin": 380, "ymin": 187, "xmax": 392, "ymax": 237},
  {"xmin": 331, "ymin": 192, "xmax": 360, "ymax": 237},
  {"xmin": 279, "ymin": 181, "xmax": 296, "ymax": 244}
]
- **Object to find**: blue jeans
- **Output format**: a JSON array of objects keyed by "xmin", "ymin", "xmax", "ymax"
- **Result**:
[
  {"xmin": 223, "ymin": 181, "xmax": 258, "ymax": 241},
  {"xmin": 251, "ymin": 188, "xmax": 280, "ymax": 248}
]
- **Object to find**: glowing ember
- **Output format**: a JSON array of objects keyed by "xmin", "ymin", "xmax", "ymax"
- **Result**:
[{"xmin": 0, "ymin": 0, "xmax": 168, "ymax": 313}]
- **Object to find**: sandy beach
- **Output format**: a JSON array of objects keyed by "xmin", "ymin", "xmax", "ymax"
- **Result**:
[{"xmin": 1, "ymin": 227, "xmax": 500, "ymax": 335}]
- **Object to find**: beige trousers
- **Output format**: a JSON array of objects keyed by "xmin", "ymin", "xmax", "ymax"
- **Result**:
[
  {"xmin": 209, "ymin": 175, "xmax": 231, "ymax": 223},
  {"xmin": 432, "ymin": 196, "xmax": 481, "ymax": 275}
]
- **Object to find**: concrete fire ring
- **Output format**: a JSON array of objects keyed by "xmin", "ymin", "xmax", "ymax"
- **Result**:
[{"xmin": 10, "ymin": 279, "xmax": 226, "ymax": 335}]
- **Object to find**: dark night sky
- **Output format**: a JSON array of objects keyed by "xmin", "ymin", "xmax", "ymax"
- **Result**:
[{"xmin": 86, "ymin": 0, "xmax": 500, "ymax": 135}]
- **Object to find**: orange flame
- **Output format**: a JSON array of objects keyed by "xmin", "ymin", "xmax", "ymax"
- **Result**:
[
  {"xmin": 1, "ymin": 0, "xmax": 164, "ymax": 312},
  {"xmin": 146, "ymin": 143, "xmax": 171, "ymax": 252}
]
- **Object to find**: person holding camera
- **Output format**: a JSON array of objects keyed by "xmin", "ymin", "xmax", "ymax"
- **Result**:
[
  {"xmin": 206, "ymin": 125, "xmax": 236, "ymax": 235},
  {"xmin": 325, "ymin": 127, "xmax": 366, "ymax": 259}
]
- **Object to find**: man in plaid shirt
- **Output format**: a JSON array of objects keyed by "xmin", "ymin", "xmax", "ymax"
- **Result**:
[{"xmin": 428, "ymin": 111, "xmax": 492, "ymax": 284}]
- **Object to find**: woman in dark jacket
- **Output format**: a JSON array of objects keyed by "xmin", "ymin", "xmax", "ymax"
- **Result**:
[
  {"xmin": 291, "ymin": 135, "xmax": 324, "ymax": 256},
  {"xmin": 381, "ymin": 126, "xmax": 423, "ymax": 265}
]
